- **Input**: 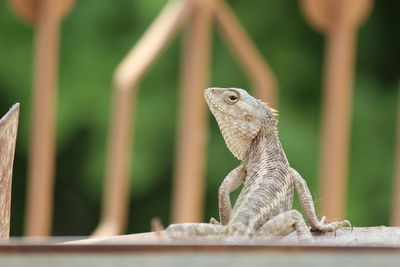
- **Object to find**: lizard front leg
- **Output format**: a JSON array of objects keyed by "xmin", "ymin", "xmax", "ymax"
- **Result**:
[
  {"xmin": 291, "ymin": 168, "xmax": 351, "ymax": 232},
  {"xmin": 212, "ymin": 164, "xmax": 246, "ymax": 225}
]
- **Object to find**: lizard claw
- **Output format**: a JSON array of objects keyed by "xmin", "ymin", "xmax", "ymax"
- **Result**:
[
  {"xmin": 333, "ymin": 220, "xmax": 351, "ymax": 236},
  {"xmin": 344, "ymin": 220, "xmax": 353, "ymax": 232},
  {"xmin": 338, "ymin": 219, "xmax": 352, "ymax": 231},
  {"xmin": 319, "ymin": 216, "xmax": 327, "ymax": 225},
  {"xmin": 151, "ymin": 217, "xmax": 165, "ymax": 232},
  {"xmin": 209, "ymin": 217, "xmax": 220, "ymax": 225},
  {"xmin": 151, "ymin": 217, "xmax": 166, "ymax": 241},
  {"xmin": 314, "ymin": 219, "xmax": 352, "ymax": 232}
]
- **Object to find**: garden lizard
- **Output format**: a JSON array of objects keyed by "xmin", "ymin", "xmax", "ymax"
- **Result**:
[{"xmin": 165, "ymin": 88, "xmax": 350, "ymax": 242}]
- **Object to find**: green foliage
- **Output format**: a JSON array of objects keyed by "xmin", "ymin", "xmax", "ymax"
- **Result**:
[{"xmin": 0, "ymin": 0, "xmax": 398, "ymax": 235}]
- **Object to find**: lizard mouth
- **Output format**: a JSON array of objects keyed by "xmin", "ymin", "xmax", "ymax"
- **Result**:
[
  {"xmin": 204, "ymin": 88, "xmax": 216, "ymax": 105},
  {"xmin": 204, "ymin": 88, "xmax": 218, "ymax": 113},
  {"xmin": 204, "ymin": 88, "xmax": 228, "ymax": 117}
]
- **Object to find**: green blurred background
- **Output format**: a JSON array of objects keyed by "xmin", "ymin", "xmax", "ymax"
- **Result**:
[{"xmin": 0, "ymin": 0, "xmax": 398, "ymax": 236}]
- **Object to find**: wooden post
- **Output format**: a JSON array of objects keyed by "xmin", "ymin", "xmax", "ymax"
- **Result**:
[
  {"xmin": 171, "ymin": 0, "xmax": 213, "ymax": 223},
  {"xmin": 319, "ymin": 13, "xmax": 355, "ymax": 220},
  {"xmin": 24, "ymin": 0, "xmax": 60, "ymax": 236},
  {"xmin": 7, "ymin": 0, "xmax": 75, "ymax": 236},
  {"xmin": 300, "ymin": 0, "xmax": 372, "ymax": 220},
  {"xmin": 0, "ymin": 104, "xmax": 20, "ymax": 240}
]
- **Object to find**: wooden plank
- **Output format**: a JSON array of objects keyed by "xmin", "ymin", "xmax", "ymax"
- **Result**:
[
  {"xmin": 171, "ymin": 0, "xmax": 213, "ymax": 223},
  {"xmin": 0, "ymin": 250, "xmax": 399, "ymax": 267},
  {"xmin": 1, "ymin": 227, "xmax": 399, "ymax": 267},
  {"xmin": 1, "ymin": 238, "xmax": 400, "ymax": 267},
  {"xmin": 0, "ymin": 104, "xmax": 20, "ymax": 240},
  {"xmin": 66, "ymin": 227, "xmax": 400, "ymax": 247}
]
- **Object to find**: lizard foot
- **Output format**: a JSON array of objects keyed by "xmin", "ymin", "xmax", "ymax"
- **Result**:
[
  {"xmin": 313, "ymin": 219, "xmax": 352, "ymax": 232},
  {"xmin": 209, "ymin": 217, "xmax": 220, "ymax": 225}
]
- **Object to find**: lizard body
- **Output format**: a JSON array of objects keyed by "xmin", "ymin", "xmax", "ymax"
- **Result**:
[{"xmin": 165, "ymin": 88, "xmax": 350, "ymax": 242}]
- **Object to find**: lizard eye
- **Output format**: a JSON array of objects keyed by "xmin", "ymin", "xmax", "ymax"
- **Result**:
[{"xmin": 224, "ymin": 91, "xmax": 239, "ymax": 104}]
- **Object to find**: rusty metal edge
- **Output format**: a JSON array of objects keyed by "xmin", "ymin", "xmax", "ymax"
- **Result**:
[{"xmin": 0, "ymin": 243, "xmax": 399, "ymax": 254}]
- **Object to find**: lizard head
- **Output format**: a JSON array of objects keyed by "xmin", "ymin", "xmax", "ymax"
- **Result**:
[{"xmin": 205, "ymin": 87, "xmax": 277, "ymax": 160}]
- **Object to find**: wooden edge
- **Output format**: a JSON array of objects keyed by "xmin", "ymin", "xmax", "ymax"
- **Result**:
[
  {"xmin": 1, "ymin": 227, "xmax": 400, "ymax": 253},
  {"xmin": 0, "ymin": 104, "xmax": 20, "ymax": 125},
  {"xmin": 0, "ymin": 243, "xmax": 399, "ymax": 255},
  {"xmin": 69, "ymin": 227, "xmax": 400, "ymax": 247},
  {"xmin": 0, "ymin": 103, "xmax": 20, "ymax": 240}
]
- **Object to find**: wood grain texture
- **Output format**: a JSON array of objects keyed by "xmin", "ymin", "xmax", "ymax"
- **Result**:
[
  {"xmin": 64, "ymin": 226, "xmax": 400, "ymax": 246},
  {"xmin": 0, "ymin": 104, "xmax": 20, "ymax": 240}
]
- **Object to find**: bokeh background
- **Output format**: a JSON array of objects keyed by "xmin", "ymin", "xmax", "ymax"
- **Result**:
[{"xmin": 0, "ymin": 0, "xmax": 398, "ymax": 236}]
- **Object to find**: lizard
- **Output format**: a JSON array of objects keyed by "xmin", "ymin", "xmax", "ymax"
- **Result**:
[{"xmin": 165, "ymin": 87, "xmax": 351, "ymax": 242}]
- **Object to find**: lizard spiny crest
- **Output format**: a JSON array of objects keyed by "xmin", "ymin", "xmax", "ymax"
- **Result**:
[{"xmin": 205, "ymin": 87, "xmax": 277, "ymax": 160}]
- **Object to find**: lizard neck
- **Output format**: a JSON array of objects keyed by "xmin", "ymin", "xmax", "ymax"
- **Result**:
[{"xmin": 244, "ymin": 121, "xmax": 288, "ymax": 165}]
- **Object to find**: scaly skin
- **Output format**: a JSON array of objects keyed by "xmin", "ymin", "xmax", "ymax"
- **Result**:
[{"xmin": 165, "ymin": 88, "xmax": 350, "ymax": 242}]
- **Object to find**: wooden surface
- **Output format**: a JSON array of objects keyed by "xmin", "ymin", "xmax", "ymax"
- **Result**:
[
  {"xmin": 0, "ymin": 245, "xmax": 399, "ymax": 267},
  {"xmin": 65, "ymin": 226, "xmax": 400, "ymax": 246},
  {"xmin": 0, "ymin": 227, "xmax": 399, "ymax": 266},
  {"xmin": 0, "ymin": 104, "xmax": 19, "ymax": 240}
]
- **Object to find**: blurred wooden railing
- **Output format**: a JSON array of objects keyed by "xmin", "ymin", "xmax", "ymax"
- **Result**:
[
  {"xmin": 7, "ymin": 0, "xmax": 76, "ymax": 236},
  {"xmin": 300, "ymin": 0, "xmax": 373, "ymax": 221},
  {"xmin": 8, "ymin": 0, "xmax": 400, "ymax": 238}
]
